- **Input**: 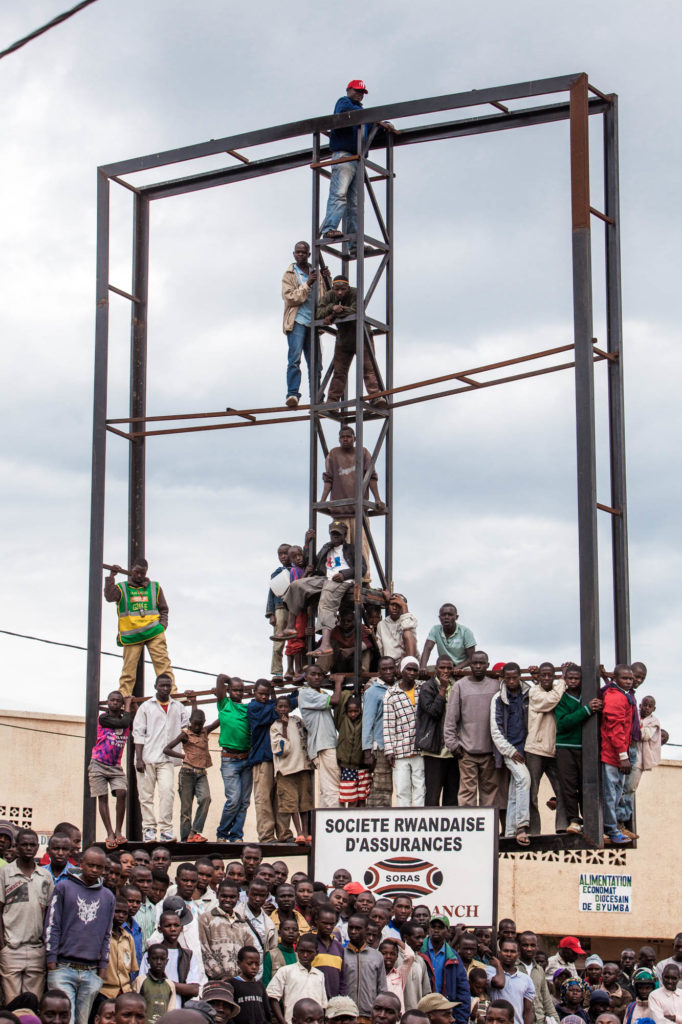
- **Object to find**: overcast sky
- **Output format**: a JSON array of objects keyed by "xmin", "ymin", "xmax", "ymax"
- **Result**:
[{"xmin": 0, "ymin": 0, "xmax": 680, "ymax": 745}]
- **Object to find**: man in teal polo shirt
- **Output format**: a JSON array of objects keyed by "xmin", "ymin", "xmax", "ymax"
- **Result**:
[
  {"xmin": 419, "ymin": 604, "xmax": 476, "ymax": 675},
  {"xmin": 215, "ymin": 674, "xmax": 252, "ymax": 842}
]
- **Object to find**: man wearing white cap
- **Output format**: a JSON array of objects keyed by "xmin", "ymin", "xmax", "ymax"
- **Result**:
[{"xmin": 383, "ymin": 657, "xmax": 425, "ymax": 806}]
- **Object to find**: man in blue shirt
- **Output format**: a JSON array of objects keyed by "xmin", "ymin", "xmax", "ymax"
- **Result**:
[
  {"xmin": 44, "ymin": 834, "xmax": 74, "ymax": 885},
  {"xmin": 320, "ymin": 80, "xmax": 369, "ymax": 253},
  {"xmin": 362, "ymin": 657, "xmax": 396, "ymax": 808},
  {"xmin": 420, "ymin": 915, "xmax": 471, "ymax": 1024},
  {"xmin": 247, "ymin": 679, "xmax": 298, "ymax": 843}
]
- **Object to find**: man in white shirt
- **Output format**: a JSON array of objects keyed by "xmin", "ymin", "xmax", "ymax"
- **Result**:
[
  {"xmin": 649, "ymin": 964, "xmax": 682, "ymax": 1024},
  {"xmin": 132, "ymin": 675, "xmax": 190, "ymax": 842},
  {"xmin": 656, "ymin": 936, "xmax": 682, "ymax": 991},
  {"xmin": 274, "ymin": 522, "xmax": 366, "ymax": 658},
  {"xmin": 266, "ymin": 935, "xmax": 328, "ymax": 1024},
  {"xmin": 486, "ymin": 938, "xmax": 535, "ymax": 1024}
]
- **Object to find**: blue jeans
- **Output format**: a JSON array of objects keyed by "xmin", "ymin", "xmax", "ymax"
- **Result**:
[
  {"xmin": 602, "ymin": 762, "xmax": 627, "ymax": 837},
  {"xmin": 47, "ymin": 965, "xmax": 102, "ymax": 1024},
  {"xmin": 504, "ymin": 755, "xmax": 531, "ymax": 835},
  {"xmin": 320, "ymin": 151, "xmax": 359, "ymax": 241},
  {"xmin": 286, "ymin": 322, "xmax": 321, "ymax": 400},
  {"xmin": 218, "ymin": 757, "xmax": 253, "ymax": 840},
  {"xmin": 616, "ymin": 744, "xmax": 637, "ymax": 823}
]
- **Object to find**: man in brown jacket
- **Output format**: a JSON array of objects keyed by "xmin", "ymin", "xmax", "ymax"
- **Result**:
[
  {"xmin": 281, "ymin": 242, "xmax": 325, "ymax": 408},
  {"xmin": 318, "ymin": 276, "xmax": 385, "ymax": 406}
]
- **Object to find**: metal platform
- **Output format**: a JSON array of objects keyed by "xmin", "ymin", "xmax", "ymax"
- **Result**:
[{"xmin": 85, "ymin": 73, "xmax": 629, "ymax": 852}]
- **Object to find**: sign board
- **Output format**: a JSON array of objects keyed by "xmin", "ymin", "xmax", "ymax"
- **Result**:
[
  {"xmin": 578, "ymin": 873, "xmax": 632, "ymax": 913},
  {"xmin": 313, "ymin": 806, "xmax": 497, "ymax": 926}
]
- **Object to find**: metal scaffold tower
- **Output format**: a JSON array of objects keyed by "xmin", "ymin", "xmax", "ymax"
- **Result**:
[{"xmin": 84, "ymin": 73, "xmax": 629, "ymax": 854}]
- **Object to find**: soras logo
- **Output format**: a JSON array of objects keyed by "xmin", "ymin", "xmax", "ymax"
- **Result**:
[{"xmin": 363, "ymin": 857, "xmax": 443, "ymax": 899}]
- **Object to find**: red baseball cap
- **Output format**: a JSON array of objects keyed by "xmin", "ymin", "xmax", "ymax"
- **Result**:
[
  {"xmin": 344, "ymin": 881, "xmax": 365, "ymax": 895},
  {"xmin": 559, "ymin": 936, "xmax": 587, "ymax": 955},
  {"xmin": 347, "ymin": 80, "xmax": 368, "ymax": 93},
  {"xmin": 492, "ymin": 662, "xmax": 506, "ymax": 673}
]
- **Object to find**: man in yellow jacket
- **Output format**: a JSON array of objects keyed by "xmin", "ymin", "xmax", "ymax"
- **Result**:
[{"xmin": 105, "ymin": 559, "xmax": 175, "ymax": 695}]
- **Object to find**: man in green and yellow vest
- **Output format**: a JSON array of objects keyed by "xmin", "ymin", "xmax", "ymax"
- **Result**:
[{"xmin": 104, "ymin": 559, "xmax": 175, "ymax": 696}]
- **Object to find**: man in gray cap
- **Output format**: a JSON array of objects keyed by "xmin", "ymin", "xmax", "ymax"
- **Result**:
[
  {"xmin": 201, "ymin": 981, "xmax": 240, "ymax": 1024},
  {"xmin": 327, "ymin": 996, "xmax": 359, "ymax": 1024}
]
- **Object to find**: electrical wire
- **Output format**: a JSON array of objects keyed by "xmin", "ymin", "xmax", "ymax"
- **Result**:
[
  {"xmin": 0, "ymin": 628, "xmax": 215, "ymax": 677},
  {"xmin": 0, "ymin": 0, "xmax": 100, "ymax": 61},
  {"xmin": 1, "ymin": 628, "xmax": 680, "ymax": 745}
]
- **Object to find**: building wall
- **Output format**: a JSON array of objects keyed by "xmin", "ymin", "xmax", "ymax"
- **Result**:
[{"xmin": 0, "ymin": 708, "xmax": 677, "ymax": 949}]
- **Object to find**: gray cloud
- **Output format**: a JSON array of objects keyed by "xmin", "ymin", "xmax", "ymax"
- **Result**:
[{"xmin": 0, "ymin": 0, "xmax": 680, "ymax": 756}]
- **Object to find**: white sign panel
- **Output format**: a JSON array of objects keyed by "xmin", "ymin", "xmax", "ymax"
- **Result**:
[
  {"xmin": 313, "ymin": 807, "xmax": 497, "ymax": 926},
  {"xmin": 579, "ymin": 873, "xmax": 632, "ymax": 913}
]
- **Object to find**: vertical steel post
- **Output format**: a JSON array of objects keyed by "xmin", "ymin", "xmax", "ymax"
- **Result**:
[
  {"xmin": 384, "ymin": 136, "xmax": 394, "ymax": 590},
  {"xmin": 83, "ymin": 170, "xmax": 111, "ymax": 847},
  {"xmin": 126, "ymin": 193, "xmax": 150, "ymax": 840},
  {"xmin": 353, "ymin": 136, "xmax": 366, "ymax": 683},
  {"xmin": 603, "ymin": 97, "xmax": 630, "ymax": 664},
  {"xmin": 570, "ymin": 74, "xmax": 603, "ymax": 845},
  {"xmin": 310, "ymin": 133, "xmax": 321, "ymax": 554}
]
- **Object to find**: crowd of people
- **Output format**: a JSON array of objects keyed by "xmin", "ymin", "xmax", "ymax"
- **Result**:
[
  {"xmin": 0, "ymin": 835, "xmax": 680, "ymax": 1024},
  {"xmin": 98, "ymin": 546, "xmax": 664, "ymax": 848}
]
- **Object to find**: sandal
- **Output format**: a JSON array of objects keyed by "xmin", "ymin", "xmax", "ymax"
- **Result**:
[
  {"xmin": 271, "ymin": 630, "xmax": 297, "ymax": 641},
  {"xmin": 515, "ymin": 830, "xmax": 530, "ymax": 846},
  {"xmin": 105, "ymin": 837, "xmax": 118, "ymax": 850},
  {"xmin": 295, "ymin": 834, "xmax": 307, "ymax": 844},
  {"xmin": 310, "ymin": 648, "xmax": 333, "ymax": 658},
  {"xmin": 114, "ymin": 836, "xmax": 128, "ymax": 847}
]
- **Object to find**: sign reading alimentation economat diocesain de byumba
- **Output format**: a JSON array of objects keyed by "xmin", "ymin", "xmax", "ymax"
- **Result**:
[
  {"xmin": 579, "ymin": 873, "xmax": 632, "ymax": 913},
  {"xmin": 313, "ymin": 807, "xmax": 496, "ymax": 926}
]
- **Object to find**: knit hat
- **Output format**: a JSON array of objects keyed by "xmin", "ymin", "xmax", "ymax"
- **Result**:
[
  {"xmin": 585, "ymin": 954, "xmax": 604, "ymax": 968},
  {"xmin": 400, "ymin": 656, "xmax": 419, "ymax": 672}
]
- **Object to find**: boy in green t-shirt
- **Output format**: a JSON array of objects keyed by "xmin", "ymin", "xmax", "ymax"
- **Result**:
[{"xmin": 263, "ymin": 917, "xmax": 299, "ymax": 986}]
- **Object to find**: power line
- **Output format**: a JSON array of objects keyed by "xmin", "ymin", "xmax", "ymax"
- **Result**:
[
  {"xmin": 0, "ymin": 721, "xmax": 83, "ymax": 740},
  {"xmin": 0, "ymin": 0, "xmax": 100, "ymax": 61},
  {"xmin": 0, "ymin": 628, "xmax": 215, "ymax": 678},
  {"xmin": 1, "ymin": 627, "xmax": 680, "ymax": 745}
]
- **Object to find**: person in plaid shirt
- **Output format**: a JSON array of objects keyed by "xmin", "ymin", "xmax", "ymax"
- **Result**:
[{"xmin": 383, "ymin": 656, "xmax": 425, "ymax": 806}]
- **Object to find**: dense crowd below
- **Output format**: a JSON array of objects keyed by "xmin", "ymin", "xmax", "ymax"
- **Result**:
[{"xmin": 0, "ymin": 831, "xmax": 680, "ymax": 1024}]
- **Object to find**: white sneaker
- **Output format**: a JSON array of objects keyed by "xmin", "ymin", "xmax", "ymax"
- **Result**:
[
  {"xmin": 143, "ymin": 829, "xmax": 157, "ymax": 842},
  {"xmin": 286, "ymin": 395, "xmax": 299, "ymax": 408},
  {"xmin": 159, "ymin": 831, "xmax": 176, "ymax": 842}
]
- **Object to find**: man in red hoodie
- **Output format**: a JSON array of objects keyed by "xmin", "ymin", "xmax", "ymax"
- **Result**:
[{"xmin": 600, "ymin": 665, "xmax": 635, "ymax": 846}]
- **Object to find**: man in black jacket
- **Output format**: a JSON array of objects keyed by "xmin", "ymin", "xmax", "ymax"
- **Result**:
[
  {"xmin": 416, "ymin": 656, "xmax": 460, "ymax": 807},
  {"xmin": 274, "ymin": 522, "xmax": 367, "ymax": 658}
]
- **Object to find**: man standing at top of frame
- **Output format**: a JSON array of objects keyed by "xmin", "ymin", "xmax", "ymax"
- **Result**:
[
  {"xmin": 105, "ymin": 559, "xmax": 175, "ymax": 696},
  {"xmin": 319, "ymin": 80, "xmax": 369, "ymax": 255}
]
